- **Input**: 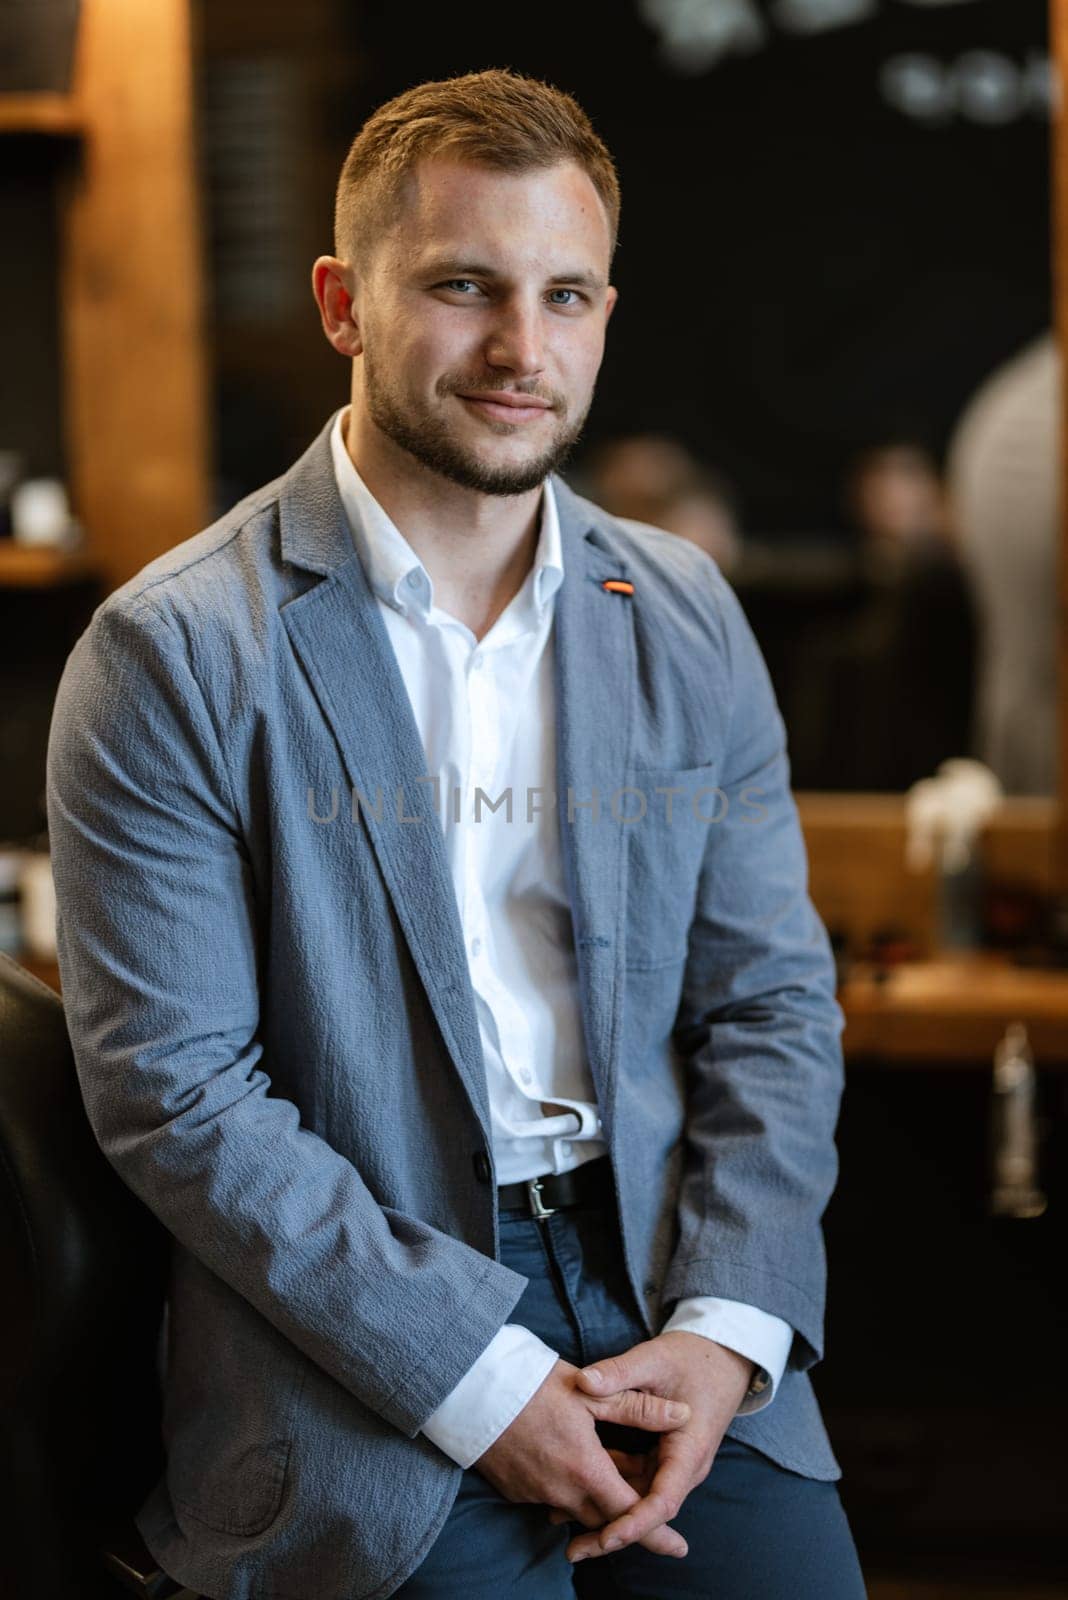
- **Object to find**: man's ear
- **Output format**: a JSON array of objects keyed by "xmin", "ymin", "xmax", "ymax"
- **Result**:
[
  {"xmin": 604, "ymin": 284, "xmax": 619, "ymax": 325},
  {"xmin": 312, "ymin": 256, "xmax": 363, "ymax": 358}
]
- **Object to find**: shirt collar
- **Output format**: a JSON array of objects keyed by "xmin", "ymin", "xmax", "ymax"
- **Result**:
[{"xmin": 329, "ymin": 406, "xmax": 564, "ymax": 624}]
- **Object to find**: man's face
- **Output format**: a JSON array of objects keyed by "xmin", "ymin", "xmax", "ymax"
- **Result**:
[{"xmin": 350, "ymin": 156, "xmax": 617, "ymax": 495}]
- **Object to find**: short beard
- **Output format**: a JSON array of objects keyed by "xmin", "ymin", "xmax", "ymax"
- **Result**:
[{"xmin": 363, "ymin": 349, "xmax": 591, "ymax": 495}]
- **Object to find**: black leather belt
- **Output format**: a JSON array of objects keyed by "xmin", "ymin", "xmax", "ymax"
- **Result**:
[{"xmin": 498, "ymin": 1155, "xmax": 611, "ymax": 1219}]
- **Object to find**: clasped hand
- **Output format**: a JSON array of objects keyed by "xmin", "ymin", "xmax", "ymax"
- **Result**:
[{"xmin": 474, "ymin": 1330, "xmax": 755, "ymax": 1565}]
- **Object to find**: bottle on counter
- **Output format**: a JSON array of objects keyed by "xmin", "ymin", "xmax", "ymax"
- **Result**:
[
  {"xmin": 989, "ymin": 1021, "xmax": 1046, "ymax": 1220},
  {"xmin": 0, "ymin": 850, "xmax": 23, "ymax": 955}
]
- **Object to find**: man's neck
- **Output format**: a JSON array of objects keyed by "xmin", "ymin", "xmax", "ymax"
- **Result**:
[{"xmin": 343, "ymin": 405, "xmax": 543, "ymax": 642}]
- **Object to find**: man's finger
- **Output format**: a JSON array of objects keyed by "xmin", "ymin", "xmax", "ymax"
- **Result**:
[
  {"xmin": 548, "ymin": 1494, "xmax": 686, "ymax": 1556},
  {"xmin": 575, "ymin": 1349, "xmax": 661, "ymax": 1396},
  {"xmin": 585, "ymin": 1386, "xmax": 689, "ymax": 1433},
  {"xmin": 551, "ymin": 1452, "xmax": 650, "ymax": 1518},
  {"xmin": 605, "ymin": 1447, "xmax": 655, "ymax": 1490},
  {"xmin": 565, "ymin": 1494, "xmax": 688, "ymax": 1560},
  {"xmin": 568, "ymin": 1436, "xmax": 701, "ymax": 1561},
  {"xmin": 571, "ymin": 1450, "xmax": 688, "ymax": 1561}
]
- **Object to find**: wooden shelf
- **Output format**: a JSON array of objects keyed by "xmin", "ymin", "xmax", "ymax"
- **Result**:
[
  {"xmin": 841, "ymin": 954, "xmax": 1068, "ymax": 1065},
  {"xmin": 0, "ymin": 93, "xmax": 86, "ymax": 137},
  {"xmin": 0, "ymin": 542, "xmax": 97, "ymax": 588}
]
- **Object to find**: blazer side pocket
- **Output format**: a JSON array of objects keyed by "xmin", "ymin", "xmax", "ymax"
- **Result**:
[{"xmin": 163, "ymin": 1252, "xmax": 308, "ymax": 1539}]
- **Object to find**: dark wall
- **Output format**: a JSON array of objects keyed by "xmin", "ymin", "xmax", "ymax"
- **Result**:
[
  {"xmin": 0, "ymin": 136, "xmax": 93, "ymax": 846},
  {"xmin": 821, "ymin": 1061, "xmax": 1068, "ymax": 1577},
  {"xmin": 0, "ymin": 139, "xmax": 68, "ymax": 485}
]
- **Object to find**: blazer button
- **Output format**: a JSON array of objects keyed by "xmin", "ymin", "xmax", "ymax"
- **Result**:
[{"xmin": 473, "ymin": 1150, "xmax": 492, "ymax": 1184}]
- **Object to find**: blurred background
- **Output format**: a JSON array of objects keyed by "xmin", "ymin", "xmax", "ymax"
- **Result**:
[{"xmin": 1, "ymin": 2, "xmax": 1067, "ymax": 1596}]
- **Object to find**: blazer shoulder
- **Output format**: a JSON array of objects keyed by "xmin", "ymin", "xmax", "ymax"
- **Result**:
[
  {"xmin": 82, "ymin": 477, "xmax": 303, "ymax": 699},
  {"xmin": 613, "ymin": 513, "xmax": 727, "ymax": 592},
  {"xmin": 562, "ymin": 485, "xmax": 735, "ymax": 650},
  {"xmin": 561, "ymin": 483, "xmax": 728, "ymax": 594},
  {"xmin": 97, "ymin": 472, "xmax": 288, "ymax": 630}
]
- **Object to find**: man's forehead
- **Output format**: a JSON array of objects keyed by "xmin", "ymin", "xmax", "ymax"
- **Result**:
[
  {"xmin": 382, "ymin": 158, "xmax": 612, "ymax": 276},
  {"xmin": 397, "ymin": 155, "xmax": 610, "ymax": 232}
]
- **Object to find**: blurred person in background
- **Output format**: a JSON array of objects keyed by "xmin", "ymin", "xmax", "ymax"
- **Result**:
[
  {"xmin": 584, "ymin": 433, "xmax": 743, "ymax": 574},
  {"xmin": 847, "ymin": 441, "xmax": 954, "ymax": 568},
  {"xmin": 947, "ymin": 334, "xmax": 1059, "ymax": 796},
  {"xmin": 799, "ymin": 439, "xmax": 978, "ymax": 790}
]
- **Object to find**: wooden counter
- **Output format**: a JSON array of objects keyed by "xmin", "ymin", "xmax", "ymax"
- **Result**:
[{"xmin": 840, "ymin": 954, "xmax": 1068, "ymax": 1066}]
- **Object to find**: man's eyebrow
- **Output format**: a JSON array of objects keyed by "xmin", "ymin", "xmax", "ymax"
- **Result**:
[
  {"xmin": 420, "ymin": 258, "xmax": 607, "ymax": 290},
  {"xmin": 549, "ymin": 268, "xmax": 607, "ymax": 290}
]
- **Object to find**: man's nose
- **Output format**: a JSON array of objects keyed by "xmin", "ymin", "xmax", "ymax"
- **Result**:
[{"xmin": 483, "ymin": 298, "xmax": 545, "ymax": 377}]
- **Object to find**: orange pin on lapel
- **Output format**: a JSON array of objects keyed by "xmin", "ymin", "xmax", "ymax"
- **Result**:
[{"xmin": 602, "ymin": 579, "xmax": 634, "ymax": 596}]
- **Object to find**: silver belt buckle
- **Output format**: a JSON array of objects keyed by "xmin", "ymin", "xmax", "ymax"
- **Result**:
[{"xmin": 525, "ymin": 1177, "xmax": 556, "ymax": 1219}]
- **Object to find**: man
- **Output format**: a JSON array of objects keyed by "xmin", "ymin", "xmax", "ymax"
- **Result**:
[{"xmin": 47, "ymin": 70, "xmax": 865, "ymax": 1599}]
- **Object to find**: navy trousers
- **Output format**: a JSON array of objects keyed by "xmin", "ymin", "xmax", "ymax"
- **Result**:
[{"xmin": 397, "ymin": 1165, "xmax": 867, "ymax": 1598}]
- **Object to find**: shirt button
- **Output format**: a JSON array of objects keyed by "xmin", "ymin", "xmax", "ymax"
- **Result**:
[
  {"xmin": 471, "ymin": 653, "xmax": 484, "ymax": 671},
  {"xmin": 472, "ymin": 1150, "xmax": 492, "ymax": 1184},
  {"xmin": 559, "ymin": 1141, "xmax": 571, "ymax": 1158},
  {"xmin": 519, "ymin": 1068, "xmax": 533, "ymax": 1085},
  {"xmin": 470, "ymin": 936, "xmax": 482, "ymax": 957}
]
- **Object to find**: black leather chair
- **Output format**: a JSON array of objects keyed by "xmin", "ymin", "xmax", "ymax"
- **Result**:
[{"xmin": 0, "ymin": 952, "xmax": 194, "ymax": 1598}]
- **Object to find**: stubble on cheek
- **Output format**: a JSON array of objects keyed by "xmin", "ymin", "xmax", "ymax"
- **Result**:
[{"xmin": 361, "ymin": 329, "xmax": 598, "ymax": 495}]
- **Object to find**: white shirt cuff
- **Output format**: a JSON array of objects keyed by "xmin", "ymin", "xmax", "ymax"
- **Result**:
[
  {"xmin": 662, "ymin": 1296, "xmax": 793, "ymax": 1416},
  {"xmin": 420, "ymin": 1323, "xmax": 559, "ymax": 1469}
]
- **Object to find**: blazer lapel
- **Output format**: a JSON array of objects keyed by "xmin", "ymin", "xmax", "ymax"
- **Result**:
[
  {"xmin": 551, "ymin": 477, "xmax": 637, "ymax": 1122},
  {"xmin": 277, "ymin": 417, "xmax": 493, "ymax": 1135},
  {"xmin": 273, "ymin": 420, "xmax": 638, "ymax": 1145}
]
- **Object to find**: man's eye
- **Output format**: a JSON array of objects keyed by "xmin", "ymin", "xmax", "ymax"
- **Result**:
[
  {"xmin": 442, "ymin": 279, "xmax": 480, "ymax": 294},
  {"xmin": 547, "ymin": 288, "xmax": 581, "ymax": 307}
]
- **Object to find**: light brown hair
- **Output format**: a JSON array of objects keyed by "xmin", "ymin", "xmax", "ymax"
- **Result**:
[{"xmin": 334, "ymin": 69, "xmax": 620, "ymax": 267}]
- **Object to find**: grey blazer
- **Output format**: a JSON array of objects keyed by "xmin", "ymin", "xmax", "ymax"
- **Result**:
[{"xmin": 46, "ymin": 411, "xmax": 846, "ymax": 1600}]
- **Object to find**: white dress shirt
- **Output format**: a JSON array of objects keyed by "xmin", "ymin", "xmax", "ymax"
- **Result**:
[{"xmin": 329, "ymin": 409, "xmax": 792, "ymax": 1468}]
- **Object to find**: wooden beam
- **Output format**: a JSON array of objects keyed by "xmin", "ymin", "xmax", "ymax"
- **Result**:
[
  {"xmin": 1053, "ymin": 0, "xmax": 1068, "ymax": 890},
  {"xmin": 59, "ymin": 0, "xmax": 210, "ymax": 592}
]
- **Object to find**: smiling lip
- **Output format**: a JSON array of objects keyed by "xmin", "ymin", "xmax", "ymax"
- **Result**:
[{"xmin": 457, "ymin": 390, "xmax": 554, "ymax": 423}]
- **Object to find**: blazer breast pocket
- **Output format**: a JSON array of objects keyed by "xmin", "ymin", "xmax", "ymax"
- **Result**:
[{"xmin": 621, "ymin": 763, "xmax": 721, "ymax": 971}]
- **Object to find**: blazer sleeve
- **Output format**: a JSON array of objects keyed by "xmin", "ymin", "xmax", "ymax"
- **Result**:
[
  {"xmin": 45, "ymin": 593, "xmax": 527, "ymax": 1437},
  {"xmin": 661, "ymin": 562, "xmax": 845, "ymax": 1372}
]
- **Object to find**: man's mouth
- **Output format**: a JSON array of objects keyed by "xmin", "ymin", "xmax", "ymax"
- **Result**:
[{"xmin": 455, "ymin": 390, "xmax": 555, "ymax": 425}]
